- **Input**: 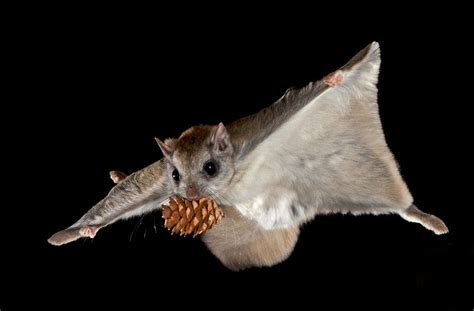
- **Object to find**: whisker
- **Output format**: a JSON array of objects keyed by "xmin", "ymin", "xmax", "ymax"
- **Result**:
[
  {"xmin": 205, "ymin": 187, "xmax": 233, "ymax": 207},
  {"xmin": 206, "ymin": 186, "xmax": 263, "ymax": 231},
  {"xmin": 129, "ymin": 214, "xmax": 145, "ymax": 243}
]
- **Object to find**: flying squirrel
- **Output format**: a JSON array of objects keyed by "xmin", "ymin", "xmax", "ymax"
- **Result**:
[{"xmin": 48, "ymin": 42, "xmax": 448, "ymax": 271}]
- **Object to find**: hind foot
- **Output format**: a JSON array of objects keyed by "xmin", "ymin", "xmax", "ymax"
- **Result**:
[
  {"xmin": 423, "ymin": 215, "xmax": 449, "ymax": 235},
  {"xmin": 400, "ymin": 205, "xmax": 448, "ymax": 235}
]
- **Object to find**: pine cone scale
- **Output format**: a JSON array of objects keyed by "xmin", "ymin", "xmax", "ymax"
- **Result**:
[{"xmin": 161, "ymin": 197, "xmax": 224, "ymax": 237}]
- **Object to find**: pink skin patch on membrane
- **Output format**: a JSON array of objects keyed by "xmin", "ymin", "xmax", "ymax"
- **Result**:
[
  {"xmin": 323, "ymin": 71, "xmax": 343, "ymax": 87},
  {"xmin": 79, "ymin": 227, "xmax": 97, "ymax": 238}
]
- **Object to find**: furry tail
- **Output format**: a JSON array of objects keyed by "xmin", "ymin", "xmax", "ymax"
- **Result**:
[{"xmin": 399, "ymin": 205, "xmax": 448, "ymax": 235}]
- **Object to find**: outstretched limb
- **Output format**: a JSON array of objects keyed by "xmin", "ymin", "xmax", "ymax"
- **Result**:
[
  {"xmin": 48, "ymin": 159, "xmax": 172, "ymax": 246},
  {"xmin": 399, "ymin": 205, "xmax": 448, "ymax": 235}
]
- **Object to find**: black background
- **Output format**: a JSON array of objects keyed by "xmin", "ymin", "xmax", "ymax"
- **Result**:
[{"xmin": 2, "ymin": 6, "xmax": 472, "ymax": 311}]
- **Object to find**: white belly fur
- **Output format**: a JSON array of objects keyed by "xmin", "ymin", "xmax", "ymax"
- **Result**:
[{"xmin": 226, "ymin": 44, "xmax": 413, "ymax": 229}]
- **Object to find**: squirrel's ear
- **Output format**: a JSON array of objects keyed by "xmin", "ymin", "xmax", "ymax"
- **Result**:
[
  {"xmin": 210, "ymin": 122, "xmax": 232, "ymax": 153},
  {"xmin": 155, "ymin": 137, "xmax": 176, "ymax": 159}
]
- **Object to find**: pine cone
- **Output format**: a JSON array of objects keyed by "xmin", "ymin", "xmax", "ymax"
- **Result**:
[{"xmin": 161, "ymin": 197, "xmax": 224, "ymax": 237}]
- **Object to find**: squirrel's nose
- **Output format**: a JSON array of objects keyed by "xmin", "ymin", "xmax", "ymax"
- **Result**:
[{"xmin": 186, "ymin": 185, "xmax": 199, "ymax": 200}]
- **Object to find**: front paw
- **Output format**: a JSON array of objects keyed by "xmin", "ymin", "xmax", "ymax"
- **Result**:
[
  {"xmin": 79, "ymin": 226, "xmax": 99, "ymax": 238},
  {"xmin": 109, "ymin": 170, "xmax": 127, "ymax": 183}
]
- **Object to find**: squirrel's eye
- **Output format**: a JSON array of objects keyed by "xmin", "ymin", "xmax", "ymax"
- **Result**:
[
  {"xmin": 203, "ymin": 161, "xmax": 217, "ymax": 177},
  {"xmin": 172, "ymin": 169, "xmax": 180, "ymax": 182}
]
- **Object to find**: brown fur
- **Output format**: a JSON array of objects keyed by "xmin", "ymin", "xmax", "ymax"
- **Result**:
[
  {"xmin": 176, "ymin": 125, "xmax": 213, "ymax": 157},
  {"xmin": 202, "ymin": 206, "xmax": 300, "ymax": 271},
  {"xmin": 48, "ymin": 42, "xmax": 448, "ymax": 270}
]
